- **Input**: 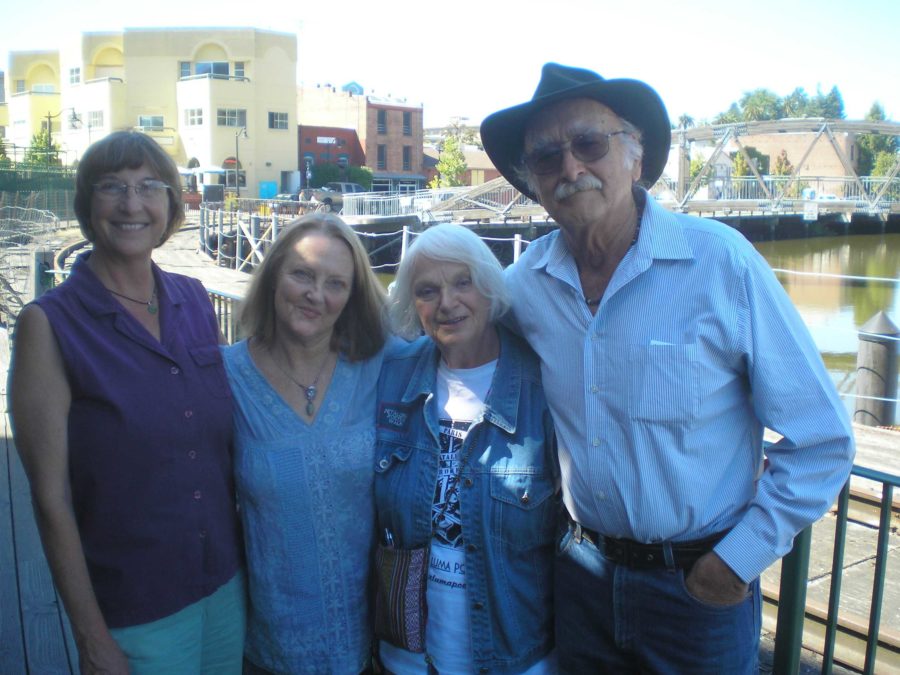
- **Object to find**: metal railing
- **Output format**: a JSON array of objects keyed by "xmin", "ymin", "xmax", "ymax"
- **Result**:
[
  {"xmin": 774, "ymin": 467, "xmax": 899, "ymax": 673},
  {"xmin": 342, "ymin": 187, "xmax": 466, "ymax": 218}
]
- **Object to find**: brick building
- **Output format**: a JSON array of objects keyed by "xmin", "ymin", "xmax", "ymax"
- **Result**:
[{"xmin": 298, "ymin": 84, "xmax": 425, "ymax": 192}]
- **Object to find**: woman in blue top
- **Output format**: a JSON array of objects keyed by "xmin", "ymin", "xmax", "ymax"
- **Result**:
[
  {"xmin": 222, "ymin": 212, "xmax": 388, "ymax": 674},
  {"xmin": 374, "ymin": 224, "xmax": 559, "ymax": 674}
]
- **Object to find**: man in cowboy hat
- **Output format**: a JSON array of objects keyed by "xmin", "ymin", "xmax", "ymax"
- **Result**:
[{"xmin": 481, "ymin": 63, "xmax": 854, "ymax": 672}]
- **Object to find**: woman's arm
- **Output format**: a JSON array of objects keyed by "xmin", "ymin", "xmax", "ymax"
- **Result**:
[{"xmin": 9, "ymin": 305, "xmax": 130, "ymax": 675}]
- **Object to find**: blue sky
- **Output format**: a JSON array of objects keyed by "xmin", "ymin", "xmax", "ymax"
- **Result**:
[{"xmin": 3, "ymin": 0, "xmax": 898, "ymax": 128}]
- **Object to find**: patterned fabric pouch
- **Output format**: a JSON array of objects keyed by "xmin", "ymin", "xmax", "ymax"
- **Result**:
[{"xmin": 373, "ymin": 543, "xmax": 429, "ymax": 653}]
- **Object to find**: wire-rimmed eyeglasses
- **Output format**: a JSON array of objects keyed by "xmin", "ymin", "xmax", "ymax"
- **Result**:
[
  {"xmin": 93, "ymin": 179, "xmax": 171, "ymax": 201},
  {"xmin": 523, "ymin": 130, "xmax": 631, "ymax": 175}
]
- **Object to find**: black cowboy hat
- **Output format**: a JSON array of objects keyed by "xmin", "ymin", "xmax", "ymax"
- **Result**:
[{"xmin": 480, "ymin": 63, "xmax": 671, "ymax": 201}]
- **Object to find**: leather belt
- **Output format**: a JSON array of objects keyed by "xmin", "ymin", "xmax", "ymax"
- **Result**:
[{"xmin": 570, "ymin": 519, "xmax": 728, "ymax": 571}]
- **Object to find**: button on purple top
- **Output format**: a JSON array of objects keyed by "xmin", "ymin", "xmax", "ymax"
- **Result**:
[{"xmin": 35, "ymin": 253, "xmax": 242, "ymax": 628}]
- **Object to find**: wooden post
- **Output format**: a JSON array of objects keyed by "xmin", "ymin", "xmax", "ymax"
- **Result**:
[{"xmin": 854, "ymin": 311, "xmax": 899, "ymax": 426}]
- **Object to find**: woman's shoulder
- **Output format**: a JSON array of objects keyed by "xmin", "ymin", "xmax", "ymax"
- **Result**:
[
  {"xmin": 157, "ymin": 268, "xmax": 209, "ymax": 302},
  {"xmin": 497, "ymin": 326, "xmax": 543, "ymax": 386},
  {"xmin": 221, "ymin": 339, "xmax": 250, "ymax": 368},
  {"xmin": 382, "ymin": 334, "xmax": 430, "ymax": 362}
]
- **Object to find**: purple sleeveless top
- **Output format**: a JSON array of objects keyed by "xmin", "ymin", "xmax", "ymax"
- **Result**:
[{"xmin": 35, "ymin": 253, "xmax": 242, "ymax": 628}]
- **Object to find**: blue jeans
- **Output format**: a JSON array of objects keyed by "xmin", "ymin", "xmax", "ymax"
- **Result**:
[{"xmin": 555, "ymin": 525, "xmax": 760, "ymax": 674}]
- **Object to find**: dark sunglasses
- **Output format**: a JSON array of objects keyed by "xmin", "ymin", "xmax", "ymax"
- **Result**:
[{"xmin": 523, "ymin": 130, "xmax": 630, "ymax": 175}]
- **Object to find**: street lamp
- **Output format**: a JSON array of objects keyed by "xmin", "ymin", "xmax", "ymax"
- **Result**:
[
  {"xmin": 44, "ymin": 108, "xmax": 81, "ymax": 166},
  {"xmin": 235, "ymin": 126, "xmax": 248, "ymax": 197}
]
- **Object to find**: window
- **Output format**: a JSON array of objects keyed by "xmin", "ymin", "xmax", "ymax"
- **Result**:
[
  {"xmin": 196, "ymin": 61, "xmax": 229, "ymax": 79},
  {"xmin": 88, "ymin": 111, "xmax": 104, "ymax": 129},
  {"xmin": 179, "ymin": 61, "xmax": 191, "ymax": 78},
  {"xmin": 268, "ymin": 112, "xmax": 288, "ymax": 130},
  {"xmin": 234, "ymin": 62, "xmax": 245, "ymax": 79},
  {"xmin": 403, "ymin": 111, "xmax": 411, "ymax": 136},
  {"xmin": 69, "ymin": 68, "xmax": 81, "ymax": 85},
  {"xmin": 217, "ymin": 108, "xmax": 247, "ymax": 127},
  {"xmin": 377, "ymin": 144, "xmax": 386, "ymax": 170},
  {"xmin": 15, "ymin": 80, "xmax": 25, "ymax": 93},
  {"xmin": 185, "ymin": 108, "xmax": 203, "ymax": 126},
  {"xmin": 137, "ymin": 115, "xmax": 164, "ymax": 131},
  {"xmin": 377, "ymin": 109, "xmax": 386, "ymax": 134},
  {"xmin": 33, "ymin": 84, "xmax": 55, "ymax": 93},
  {"xmin": 337, "ymin": 154, "xmax": 349, "ymax": 168},
  {"xmin": 402, "ymin": 145, "xmax": 411, "ymax": 171}
]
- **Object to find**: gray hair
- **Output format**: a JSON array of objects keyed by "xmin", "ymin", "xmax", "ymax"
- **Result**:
[
  {"xmin": 515, "ymin": 116, "xmax": 645, "ymax": 198},
  {"xmin": 387, "ymin": 224, "xmax": 510, "ymax": 339}
]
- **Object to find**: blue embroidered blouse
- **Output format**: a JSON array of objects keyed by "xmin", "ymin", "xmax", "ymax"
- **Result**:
[{"xmin": 223, "ymin": 339, "xmax": 384, "ymax": 674}]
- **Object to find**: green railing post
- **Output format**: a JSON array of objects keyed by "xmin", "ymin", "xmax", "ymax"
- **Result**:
[{"xmin": 773, "ymin": 525, "xmax": 813, "ymax": 674}]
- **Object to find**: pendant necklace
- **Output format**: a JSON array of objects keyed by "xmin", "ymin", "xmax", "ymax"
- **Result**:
[
  {"xmin": 105, "ymin": 285, "xmax": 158, "ymax": 314},
  {"xmin": 271, "ymin": 350, "xmax": 332, "ymax": 416}
]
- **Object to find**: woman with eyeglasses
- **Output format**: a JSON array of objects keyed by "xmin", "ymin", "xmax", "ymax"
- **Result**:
[{"xmin": 9, "ymin": 131, "xmax": 245, "ymax": 675}]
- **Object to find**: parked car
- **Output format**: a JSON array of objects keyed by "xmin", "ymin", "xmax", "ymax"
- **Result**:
[{"xmin": 311, "ymin": 182, "xmax": 367, "ymax": 212}]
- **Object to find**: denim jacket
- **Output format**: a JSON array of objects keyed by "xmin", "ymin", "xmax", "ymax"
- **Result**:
[{"xmin": 374, "ymin": 326, "xmax": 558, "ymax": 674}]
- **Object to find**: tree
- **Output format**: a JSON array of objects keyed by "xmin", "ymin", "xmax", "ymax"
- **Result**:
[
  {"xmin": 740, "ymin": 89, "xmax": 781, "ymax": 121},
  {"xmin": 689, "ymin": 156, "xmax": 706, "ymax": 181},
  {"xmin": 872, "ymin": 151, "xmax": 898, "ymax": 177},
  {"xmin": 857, "ymin": 103, "xmax": 897, "ymax": 175},
  {"xmin": 429, "ymin": 136, "xmax": 467, "ymax": 188},
  {"xmin": 0, "ymin": 142, "xmax": 10, "ymax": 169},
  {"xmin": 23, "ymin": 128, "xmax": 61, "ymax": 166},
  {"xmin": 781, "ymin": 87, "xmax": 810, "ymax": 118},
  {"xmin": 309, "ymin": 163, "xmax": 373, "ymax": 189},
  {"xmin": 677, "ymin": 114, "xmax": 695, "ymax": 129},
  {"xmin": 732, "ymin": 147, "xmax": 768, "ymax": 177},
  {"xmin": 820, "ymin": 85, "xmax": 846, "ymax": 119},
  {"xmin": 714, "ymin": 103, "xmax": 742, "ymax": 125},
  {"xmin": 715, "ymin": 84, "xmax": 847, "ymax": 122},
  {"xmin": 732, "ymin": 151, "xmax": 751, "ymax": 177},
  {"xmin": 773, "ymin": 149, "xmax": 794, "ymax": 176}
]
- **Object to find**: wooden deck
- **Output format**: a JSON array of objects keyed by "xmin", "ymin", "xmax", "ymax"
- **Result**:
[{"xmin": 1, "ymin": 388, "xmax": 79, "ymax": 673}]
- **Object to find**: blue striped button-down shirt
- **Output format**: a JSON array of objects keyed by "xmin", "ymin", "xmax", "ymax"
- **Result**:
[{"xmin": 505, "ymin": 192, "xmax": 855, "ymax": 581}]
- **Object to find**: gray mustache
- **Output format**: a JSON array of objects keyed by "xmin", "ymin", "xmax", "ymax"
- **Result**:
[{"xmin": 554, "ymin": 175, "xmax": 604, "ymax": 200}]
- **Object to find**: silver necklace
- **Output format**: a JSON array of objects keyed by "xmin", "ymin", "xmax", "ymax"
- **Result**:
[
  {"xmin": 271, "ymin": 350, "xmax": 332, "ymax": 416},
  {"xmin": 105, "ymin": 285, "xmax": 158, "ymax": 314}
]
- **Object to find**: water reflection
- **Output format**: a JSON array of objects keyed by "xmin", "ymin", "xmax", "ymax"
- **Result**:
[{"xmin": 754, "ymin": 233, "xmax": 900, "ymax": 414}]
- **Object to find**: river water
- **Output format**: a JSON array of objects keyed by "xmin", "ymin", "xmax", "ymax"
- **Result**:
[{"xmin": 753, "ymin": 233, "xmax": 900, "ymax": 421}]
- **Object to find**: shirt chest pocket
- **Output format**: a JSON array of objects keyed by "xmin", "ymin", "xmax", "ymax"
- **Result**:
[
  {"xmin": 374, "ymin": 440, "xmax": 426, "ymax": 537},
  {"xmin": 627, "ymin": 342, "xmax": 699, "ymax": 424},
  {"xmin": 489, "ymin": 472, "xmax": 557, "ymax": 551},
  {"xmin": 189, "ymin": 345, "xmax": 232, "ymax": 399}
]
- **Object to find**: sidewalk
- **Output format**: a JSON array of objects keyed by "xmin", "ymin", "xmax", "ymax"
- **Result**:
[{"xmin": 152, "ymin": 225, "xmax": 252, "ymax": 297}]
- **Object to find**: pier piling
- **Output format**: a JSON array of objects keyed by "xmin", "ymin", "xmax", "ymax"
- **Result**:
[{"xmin": 854, "ymin": 311, "xmax": 899, "ymax": 427}]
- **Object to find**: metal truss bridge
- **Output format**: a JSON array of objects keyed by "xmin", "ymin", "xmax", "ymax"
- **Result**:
[{"xmin": 343, "ymin": 118, "xmax": 900, "ymax": 224}]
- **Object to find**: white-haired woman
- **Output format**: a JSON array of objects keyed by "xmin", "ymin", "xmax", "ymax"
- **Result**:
[{"xmin": 373, "ymin": 224, "xmax": 559, "ymax": 674}]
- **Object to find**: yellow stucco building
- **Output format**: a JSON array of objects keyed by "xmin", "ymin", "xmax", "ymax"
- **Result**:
[{"xmin": 3, "ymin": 27, "xmax": 298, "ymax": 198}]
